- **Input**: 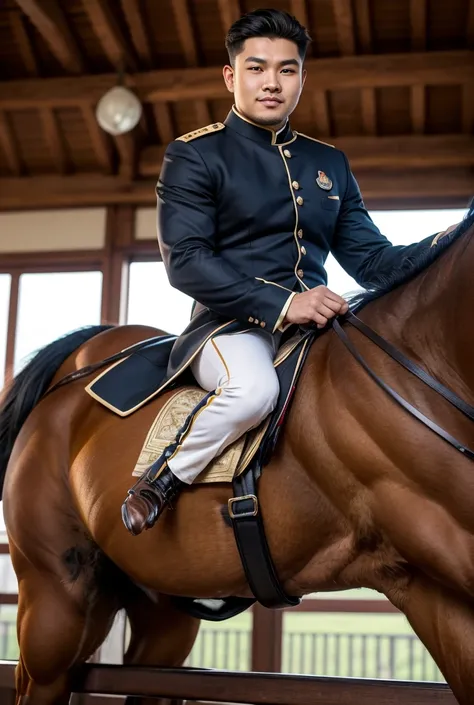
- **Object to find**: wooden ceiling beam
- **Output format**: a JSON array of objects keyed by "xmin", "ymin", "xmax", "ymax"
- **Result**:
[
  {"xmin": 332, "ymin": 0, "xmax": 377, "ymax": 135},
  {"xmin": 114, "ymin": 132, "xmax": 138, "ymax": 180},
  {"xmin": 312, "ymin": 91, "xmax": 331, "ymax": 137},
  {"xmin": 14, "ymin": 0, "xmax": 84, "ymax": 74},
  {"xmin": 40, "ymin": 107, "xmax": 70, "ymax": 174},
  {"xmin": 120, "ymin": 0, "xmax": 153, "ymax": 68},
  {"xmin": 80, "ymin": 103, "xmax": 115, "ymax": 174},
  {"xmin": 462, "ymin": 84, "xmax": 474, "ymax": 134},
  {"xmin": 217, "ymin": 0, "xmax": 241, "ymax": 33},
  {"xmin": 332, "ymin": 0, "xmax": 356, "ymax": 55},
  {"xmin": 10, "ymin": 10, "xmax": 39, "ymax": 76},
  {"xmin": 410, "ymin": 0, "xmax": 427, "ymax": 51},
  {"xmin": 353, "ymin": 0, "xmax": 372, "ymax": 53},
  {"xmin": 170, "ymin": 0, "xmax": 212, "ymax": 132},
  {"xmin": 0, "ymin": 51, "xmax": 472, "ymax": 108},
  {"xmin": 140, "ymin": 135, "xmax": 474, "ymax": 174},
  {"xmin": 0, "ymin": 111, "xmax": 24, "ymax": 177},
  {"xmin": 1, "ymin": 168, "xmax": 472, "ymax": 211},
  {"xmin": 171, "ymin": 0, "xmax": 199, "ymax": 66},
  {"xmin": 410, "ymin": 0, "xmax": 427, "ymax": 135},
  {"xmin": 82, "ymin": 0, "xmax": 138, "ymax": 71},
  {"xmin": 411, "ymin": 85, "xmax": 425, "ymax": 134},
  {"xmin": 153, "ymin": 103, "xmax": 175, "ymax": 144},
  {"xmin": 361, "ymin": 88, "xmax": 377, "ymax": 135},
  {"xmin": 468, "ymin": 0, "xmax": 474, "ymax": 48}
]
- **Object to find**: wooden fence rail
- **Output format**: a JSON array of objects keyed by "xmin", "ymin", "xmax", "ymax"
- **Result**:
[{"xmin": 0, "ymin": 661, "xmax": 457, "ymax": 705}]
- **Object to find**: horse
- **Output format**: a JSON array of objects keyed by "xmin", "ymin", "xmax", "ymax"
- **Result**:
[{"xmin": 1, "ymin": 206, "xmax": 473, "ymax": 705}]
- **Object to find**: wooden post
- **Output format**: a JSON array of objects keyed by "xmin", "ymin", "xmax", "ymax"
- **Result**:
[{"xmin": 251, "ymin": 605, "xmax": 283, "ymax": 673}]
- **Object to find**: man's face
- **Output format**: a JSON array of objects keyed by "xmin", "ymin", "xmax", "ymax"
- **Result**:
[{"xmin": 223, "ymin": 37, "xmax": 306, "ymax": 129}]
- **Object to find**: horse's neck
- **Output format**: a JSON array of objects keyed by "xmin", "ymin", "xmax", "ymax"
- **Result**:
[{"xmin": 366, "ymin": 229, "xmax": 473, "ymax": 392}]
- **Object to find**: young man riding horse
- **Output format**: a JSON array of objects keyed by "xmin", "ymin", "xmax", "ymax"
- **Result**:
[{"xmin": 121, "ymin": 8, "xmax": 439, "ymax": 536}]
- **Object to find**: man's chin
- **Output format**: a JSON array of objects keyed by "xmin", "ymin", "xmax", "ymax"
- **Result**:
[{"xmin": 251, "ymin": 108, "xmax": 287, "ymax": 127}]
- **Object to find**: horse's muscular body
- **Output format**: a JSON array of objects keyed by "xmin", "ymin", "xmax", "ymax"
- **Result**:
[{"xmin": 3, "ymin": 224, "xmax": 474, "ymax": 704}]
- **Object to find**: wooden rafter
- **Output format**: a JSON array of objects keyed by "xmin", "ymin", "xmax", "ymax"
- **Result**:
[
  {"xmin": 462, "ymin": 84, "xmax": 474, "ymax": 134},
  {"xmin": 411, "ymin": 85, "xmax": 425, "ymax": 135},
  {"xmin": 14, "ymin": 0, "xmax": 84, "ymax": 74},
  {"xmin": 410, "ymin": 0, "xmax": 427, "ymax": 51},
  {"xmin": 468, "ymin": 0, "xmax": 474, "ymax": 48},
  {"xmin": 410, "ymin": 0, "xmax": 427, "ymax": 135},
  {"xmin": 332, "ymin": 0, "xmax": 356, "ymax": 55},
  {"xmin": 114, "ymin": 132, "xmax": 137, "ymax": 180},
  {"xmin": 120, "ymin": 0, "xmax": 153, "ymax": 68},
  {"xmin": 82, "ymin": 0, "xmax": 138, "ymax": 71},
  {"xmin": 80, "ymin": 103, "xmax": 114, "ymax": 174},
  {"xmin": 0, "ymin": 111, "xmax": 24, "ymax": 176},
  {"xmin": 332, "ymin": 0, "xmax": 376, "ymax": 135},
  {"xmin": 353, "ymin": 0, "xmax": 372, "ymax": 53},
  {"xmin": 10, "ymin": 10, "xmax": 39, "ymax": 76},
  {"xmin": 40, "ymin": 107, "xmax": 70, "ymax": 174},
  {"xmin": 0, "ymin": 52, "xmax": 472, "ymax": 108},
  {"xmin": 171, "ymin": 0, "xmax": 198, "ymax": 66},
  {"xmin": 312, "ymin": 91, "xmax": 331, "ymax": 136},
  {"xmin": 217, "ymin": 0, "xmax": 241, "ymax": 33},
  {"xmin": 361, "ymin": 88, "xmax": 377, "ymax": 135},
  {"xmin": 170, "ymin": 0, "xmax": 212, "ymax": 132},
  {"xmin": 153, "ymin": 103, "xmax": 175, "ymax": 144}
]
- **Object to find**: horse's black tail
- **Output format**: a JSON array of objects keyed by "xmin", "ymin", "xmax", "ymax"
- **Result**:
[{"xmin": 0, "ymin": 325, "xmax": 113, "ymax": 498}]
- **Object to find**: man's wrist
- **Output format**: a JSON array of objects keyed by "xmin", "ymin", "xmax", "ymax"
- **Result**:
[{"xmin": 274, "ymin": 292, "xmax": 296, "ymax": 333}]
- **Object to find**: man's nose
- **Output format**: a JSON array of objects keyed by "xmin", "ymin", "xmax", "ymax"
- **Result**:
[{"xmin": 262, "ymin": 73, "xmax": 282, "ymax": 92}]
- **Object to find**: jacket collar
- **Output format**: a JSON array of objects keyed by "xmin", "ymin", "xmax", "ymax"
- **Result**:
[{"xmin": 224, "ymin": 106, "xmax": 294, "ymax": 146}]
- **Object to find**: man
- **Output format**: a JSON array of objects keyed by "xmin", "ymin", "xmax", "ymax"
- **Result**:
[{"xmin": 121, "ymin": 8, "xmax": 437, "ymax": 536}]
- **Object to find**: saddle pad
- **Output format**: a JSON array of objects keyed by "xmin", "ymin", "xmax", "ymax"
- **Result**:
[{"xmin": 132, "ymin": 386, "xmax": 269, "ymax": 484}]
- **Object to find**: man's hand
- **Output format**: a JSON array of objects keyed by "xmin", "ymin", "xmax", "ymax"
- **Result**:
[{"xmin": 284, "ymin": 286, "xmax": 349, "ymax": 328}]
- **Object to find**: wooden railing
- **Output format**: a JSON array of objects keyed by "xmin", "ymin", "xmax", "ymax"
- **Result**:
[{"xmin": 0, "ymin": 661, "xmax": 457, "ymax": 704}]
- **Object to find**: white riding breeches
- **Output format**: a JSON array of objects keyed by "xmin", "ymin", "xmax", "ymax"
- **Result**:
[{"xmin": 167, "ymin": 330, "xmax": 280, "ymax": 484}]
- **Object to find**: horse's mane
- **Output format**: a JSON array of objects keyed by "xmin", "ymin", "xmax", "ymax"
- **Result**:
[{"xmin": 348, "ymin": 200, "xmax": 474, "ymax": 310}]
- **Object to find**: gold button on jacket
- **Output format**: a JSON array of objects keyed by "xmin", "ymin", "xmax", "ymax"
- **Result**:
[
  {"xmin": 296, "ymin": 196, "xmax": 304, "ymax": 206},
  {"xmin": 292, "ymin": 181, "xmax": 299, "ymax": 190},
  {"xmin": 284, "ymin": 149, "xmax": 292, "ymax": 158}
]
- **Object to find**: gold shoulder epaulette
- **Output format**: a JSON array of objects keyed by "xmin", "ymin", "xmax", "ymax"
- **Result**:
[
  {"xmin": 295, "ymin": 131, "xmax": 335, "ymax": 148},
  {"xmin": 176, "ymin": 123, "xmax": 225, "ymax": 143}
]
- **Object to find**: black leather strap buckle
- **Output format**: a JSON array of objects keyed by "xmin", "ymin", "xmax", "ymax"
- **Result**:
[{"xmin": 228, "ymin": 494, "xmax": 258, "ymax": 519}]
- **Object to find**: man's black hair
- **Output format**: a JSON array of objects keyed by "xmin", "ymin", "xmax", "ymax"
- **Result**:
[{"xmin": 225, "ymin": 8, "xmax": 312, "ymax": 65}]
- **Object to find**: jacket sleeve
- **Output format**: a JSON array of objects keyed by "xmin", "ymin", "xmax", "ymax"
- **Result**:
[
  {"xmin": 331, "ymin": 152, "xmax": 434, "ymax": 289},
  {"xmin": 157, "ymin": 139, "xmax": 292, "ymax": 332}
]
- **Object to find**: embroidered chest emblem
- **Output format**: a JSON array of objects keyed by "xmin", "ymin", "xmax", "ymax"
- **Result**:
[{"xmin": 316, "ymin": 171, "xmax": 333, "ymax": 191}]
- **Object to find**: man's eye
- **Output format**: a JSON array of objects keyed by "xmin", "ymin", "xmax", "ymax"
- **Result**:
[
  {"xmin": 249, "ymin": 66, "xmax": 262, "ymax": 71},
  {"xmin": 281, "ymin": 69, "xmax": 296, "ymax": 74}
]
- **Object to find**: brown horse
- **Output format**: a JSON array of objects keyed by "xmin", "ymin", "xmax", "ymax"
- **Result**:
[{"xmin": 1, "ymin": 208, "xmax": 473, "ymax": 705}]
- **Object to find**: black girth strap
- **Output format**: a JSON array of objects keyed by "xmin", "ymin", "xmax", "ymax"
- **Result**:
[{"xmin": 230, "ymin": 466, "xmax": 301, "ymax": 609}]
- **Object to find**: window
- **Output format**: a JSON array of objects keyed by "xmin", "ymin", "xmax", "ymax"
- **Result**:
[
  {"xmin": 0, "ymin": 275, "xmax": 10, "ymax": 388},
  {"xmin": 325, "ymin": 208, "xmax": 467, "ymax": 295},
  {"xmin": 127, "ymin": 262, "xmax": 193, "ymax": 335},
  {"xmin": 14, "ymin": 272, "xmax": 103, "ymax": 374}
]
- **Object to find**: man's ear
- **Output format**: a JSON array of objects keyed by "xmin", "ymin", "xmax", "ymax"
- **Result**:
[
  {"xmin": 301, "ymin": 68, "xmax": 307, "ymax": 88},
  {"xmin": 223, "ymin": 64, "xmax": 235, "ymax": 94}
]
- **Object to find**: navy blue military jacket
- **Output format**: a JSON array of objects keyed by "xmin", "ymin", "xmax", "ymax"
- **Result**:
[{"xmin": 157, "ymin": 107, "xmax": 433, "ymax": 341}]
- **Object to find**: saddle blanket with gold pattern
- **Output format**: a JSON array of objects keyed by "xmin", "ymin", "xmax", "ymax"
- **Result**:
[
  {"xmin": 132, "ymin": 330, "xmax": 312, "ymax": 485},
  {"xmin": 132, "ymin": 385, "xmax": 268, "ymax": 484}
]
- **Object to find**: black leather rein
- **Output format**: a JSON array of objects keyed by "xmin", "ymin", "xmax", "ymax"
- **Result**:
[{"xmin": 332, "ymin": 312, "xmax": 474, "ymax": 461}]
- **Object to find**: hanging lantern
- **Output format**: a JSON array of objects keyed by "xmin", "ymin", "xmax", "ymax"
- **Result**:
[{"xmin": 95, "ymin": 85, "xmax": 142, "ymax": 136}]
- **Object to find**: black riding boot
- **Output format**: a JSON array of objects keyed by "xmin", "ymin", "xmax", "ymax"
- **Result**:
[{"xmin": 121, "ymin": 462, "xmax": 186, "ymax": 536}]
